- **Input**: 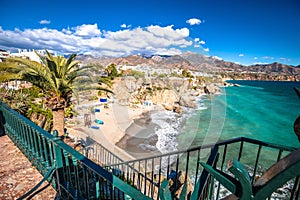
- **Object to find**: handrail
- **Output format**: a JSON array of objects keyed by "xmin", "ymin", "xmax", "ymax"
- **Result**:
[
  {"xmin": 1, "ymin": 99, "xmax": 299, "ymax": 199},
  {"xmin": 108, "ymin": 137, "xmax": 296, "ymax": 168},
  {"xmin": 81, "ymin": 142, "xmax": 159, "ymax": 192},
  {"xmin": 52, "ymin": 130, "xmax": 151, "ymax": 199},
  {"xmin": 0, "ymin": 101, "xmax": 151, "ymax": 199},
  {"xmin": 80, "ymin": 142, "xmax": 124, "ymax": 166},
  {"xmin": 103, "ymin": 136, "xmax": 298, "ymax": 199}
]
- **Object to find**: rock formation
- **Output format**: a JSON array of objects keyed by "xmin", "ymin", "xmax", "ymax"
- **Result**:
[{"xmin": 113, "ymin": 77, "xmax": 210, "ymax": 114}]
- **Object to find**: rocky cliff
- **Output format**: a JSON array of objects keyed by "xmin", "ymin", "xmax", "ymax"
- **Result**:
[{"xmin": 112, "ymin": 77, "xmax": 222, "ymax": 113}]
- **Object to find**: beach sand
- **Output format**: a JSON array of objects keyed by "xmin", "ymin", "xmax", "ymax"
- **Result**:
[
  {"xmin": 116, "ymin": 110, "xmax": 161, "ymax": 158},
  {"xmin": 66, "ymin": 100, "xmax": 161, "ymax": 160}
]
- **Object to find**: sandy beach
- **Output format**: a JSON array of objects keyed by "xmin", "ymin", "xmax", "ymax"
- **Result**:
[
  {"xmin": 66, "ymin": 99, "xmax": 162, "ymax": 160},
  {"xmin": 116, "ymin": 110, "xmax": 161, "ymax": 158}
]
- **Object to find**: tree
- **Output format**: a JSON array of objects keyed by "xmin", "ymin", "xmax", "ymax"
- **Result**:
[
  {"xmin": 0, "ymin": 50, "xmax": 89, "ymax": 136},
  {"xmin": 105, "ymin": 63, "xmax": 118, "ymax": 80},
  {"xmin": 97, "ymin": 76, "xmax": 113, "ymax": 97}
]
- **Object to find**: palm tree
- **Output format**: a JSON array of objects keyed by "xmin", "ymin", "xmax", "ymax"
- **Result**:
[
  {"xmin": 0, "ymin": 50, "xmax": 89, "ymax": 136},
  {"xmin": 97, "ymin": 76, "xmax": 113, "ymax": 97}
]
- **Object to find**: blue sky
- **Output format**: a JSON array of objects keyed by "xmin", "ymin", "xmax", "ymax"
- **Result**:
[{"xmin": 1, "ymin": 0, "xmax": 299, "ymax": 66}]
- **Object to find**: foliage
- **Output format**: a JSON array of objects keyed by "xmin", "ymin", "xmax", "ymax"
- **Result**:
[
  {"xmin": 181, "ymin": 68, "xmax": 194, "ymax": 78},
  {"xmin": 170, "ymin": 71, "xmax": 181, "ymax": 78},
  {"xmin": 0, "ymin": 50, "xmax": 91, "ymax": 107},
  {"xmin": 158, "ymin": 73, "xmax": 168, "ymax": 78},
  {"xmin": 127, "ymin": 69, "xmax": 145, "ymax": 79},
  {"xmin": 151, "ymin": 72, "xmax": 158, "ymax": 77},
  {"xmin": 27, "ymin": 101, "xmax": 52, "ymax": 120},
  {"xmin": 97, "ymin": 76, "xmax": 113, "ymax": 97},
  {"xmin": 89, "ymin": 95, "xmax": 99, "ymax": 101},
  {"xmin": 0, "ymin": 89, "xmax": 30, "ymax": 115},
  {"xmin": 0, "ymin": 50, "xmax": 91, "ymax": 135},
  {"xmin": 64, "ymin": 103, "xmax": 75, "ymax": 118},
  {"xmin": 25, "ymin": 86, "xmax": 43, "ymax": 98},
  {"xmin": 152, "ymin": 85, "xmax": 163, "ymax": 91},
  {"xmin": 0, "ymin": 86, "xmax": 54, "ymax": 130},
  {"xmin": 105, "ymin": 63, "xmax": 118, "ymax": 80}
]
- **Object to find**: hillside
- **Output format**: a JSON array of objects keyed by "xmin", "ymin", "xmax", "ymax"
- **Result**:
[{"xmin": 77, "ymin": 52, "xmax": 300, "ymax": 76}]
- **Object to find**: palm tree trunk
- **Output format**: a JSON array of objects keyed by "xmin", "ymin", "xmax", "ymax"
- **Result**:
[{"xmin": 52, "ymin": 108, "xmax": 65, "ymax": 136}]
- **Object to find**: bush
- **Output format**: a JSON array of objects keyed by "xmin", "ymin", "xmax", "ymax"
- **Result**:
[{"xmin": 128, "ymin": 70, "xmax": 145, "ymax": 79}]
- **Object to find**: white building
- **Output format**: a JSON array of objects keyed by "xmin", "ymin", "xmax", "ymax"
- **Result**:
[{"xmin": 10, "ymin": 49, "xmax": 48, "ymax": 63}]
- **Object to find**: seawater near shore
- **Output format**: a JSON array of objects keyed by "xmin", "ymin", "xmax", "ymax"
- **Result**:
[
  {"xmin": 117, "ymin": 80, "xmax": 300, "ymax": 159},
  {"xmin": 116, "ymin": 94, "xmax": 208, "ymax": 158}
]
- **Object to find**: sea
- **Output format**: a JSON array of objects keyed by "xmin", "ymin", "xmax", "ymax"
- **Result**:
[
  {"xmin": 130, "ymin": 80, "xmax": 300, "ymax": 199},
  {"xmin": 153, "ymin": 80, "xmax": 300, "ymax": 157}
]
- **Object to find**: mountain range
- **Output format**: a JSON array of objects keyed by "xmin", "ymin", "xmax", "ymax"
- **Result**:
[{"xmin": 77, "ymin": 52, "xmax": 300, "ymax": 75}]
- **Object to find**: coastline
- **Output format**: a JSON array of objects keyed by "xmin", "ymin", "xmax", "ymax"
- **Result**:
[
  {"xmin": 116, "ymin": 110, "xmax": 161, "ymax": 158},
  {"xmin": 66, "ymin": 100, "xmax": 164, "ymax": 160},
  {"xmin": 65, "ymin": 77, "xmax": 215, "ymax": 160}
]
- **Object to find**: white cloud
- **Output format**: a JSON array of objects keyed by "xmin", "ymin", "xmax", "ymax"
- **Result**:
[
  {"xmin": 175, "ymin": 27, "xmax": 189, "ymax": 37},
  {"xmin": 253, "ymin": 62, "xmax": 269, "ymax": 65},
  {"xmin": 146, "ymin": 25, "xmax": 190, "ymax": 40},
  {"xmin": 39, "ymin": 20, "xmax": 51, "ymax": 25},
  {"xmin": 262, "ymin": 56, "xmax": 274, "ymax": 60},
  {"xmin": 194, "ymin": 38, "xmax": 205, "ymax": 45},
  {"xmin": 239, "ymin": 53, "xmax": 244, "ymax": 57},
  {"xmin": 121, "ymin": 24, "xmax": 131, "ymax": 29},
  {"xmin": 203, "ymin": 48, "xmax": 209, "ymax": 52},
  {"xmin": 194, "ymin": 44, "xmax": 200, "ymax": 48},
  {"xmin": 254, "ymin": 57, "xmax": 258, "ymax": 60},
  {"xmin": 212, "ymin": 55, "xmax": 222, "ymax": 60},
  {"xmin": 73, "ymin": 24, "xmax": 101, "ymax": 37},
  {"xmin": 62, "ymin": 27, "xmax": 72, "ymax": 35},
  {"xmin": 186, "ymin": 18, "xmax": 201, "ymax": 25},
  {"xmin": 0, "ymin": 24, "xmax": 198, "ymax": 57},
  {"xmin": 279, "ymin": 57, "xmax": 291, "ymax": 62}
]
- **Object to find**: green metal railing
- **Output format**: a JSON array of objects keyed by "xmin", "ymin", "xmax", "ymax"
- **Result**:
[
  {"xmin": 0, "ymin": 101, "xmax": 150, "ymax": 199},
  {"xmin": 80, "ymin": 141, "xmax": 125, "ymax": 166},
  {"xmin": 88, "ymin": 136, "xmax": 299, "ymax": 199},
  {"xmin": 1, "ymin": 99, "xmax": 299, "ymax": 199}
]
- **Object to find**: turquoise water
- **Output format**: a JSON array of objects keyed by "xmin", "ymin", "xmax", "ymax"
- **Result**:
[{"xmin": 178, "ymin": 80, "xmax": 300, "ymax": 150}]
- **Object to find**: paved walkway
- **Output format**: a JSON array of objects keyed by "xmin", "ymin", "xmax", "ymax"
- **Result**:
[{"xmin": 0, "ymin": 135, "xmax": 57, "ymax": 199}]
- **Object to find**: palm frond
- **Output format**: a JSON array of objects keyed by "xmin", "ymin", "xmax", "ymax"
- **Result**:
[
  {"xmin": 0, "ymin": 72, "xmax": 21, "ymax": 82},
  {"xmin": 97, "ymin": 86, "xmax": 114, "ymax": 94},
  {"xmin": 45, "ymin": 50, "xmax": 55, "ymax": 61},
  {"xmin": 98, "ymin": 77, "xmax": 113, "ymax": 88}
]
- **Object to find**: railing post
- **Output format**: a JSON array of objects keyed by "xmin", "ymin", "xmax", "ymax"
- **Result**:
[{"xmin": 52, "ymin": 130, "xmax": 64, "ymax": 196}]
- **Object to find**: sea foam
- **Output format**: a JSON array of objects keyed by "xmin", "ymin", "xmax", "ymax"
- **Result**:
[{"xmin": 152, "ymin": 95, "xmax": 208, "ymax": 154}]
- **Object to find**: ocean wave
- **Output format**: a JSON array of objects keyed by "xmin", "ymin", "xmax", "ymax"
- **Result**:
[
  {"xmin": 152, "ymin": 95, "xmax": 208, "ymax": 154},
  {"xmin": 152, "ymin": 111, "xmax": 181, "ymax": 154}
]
